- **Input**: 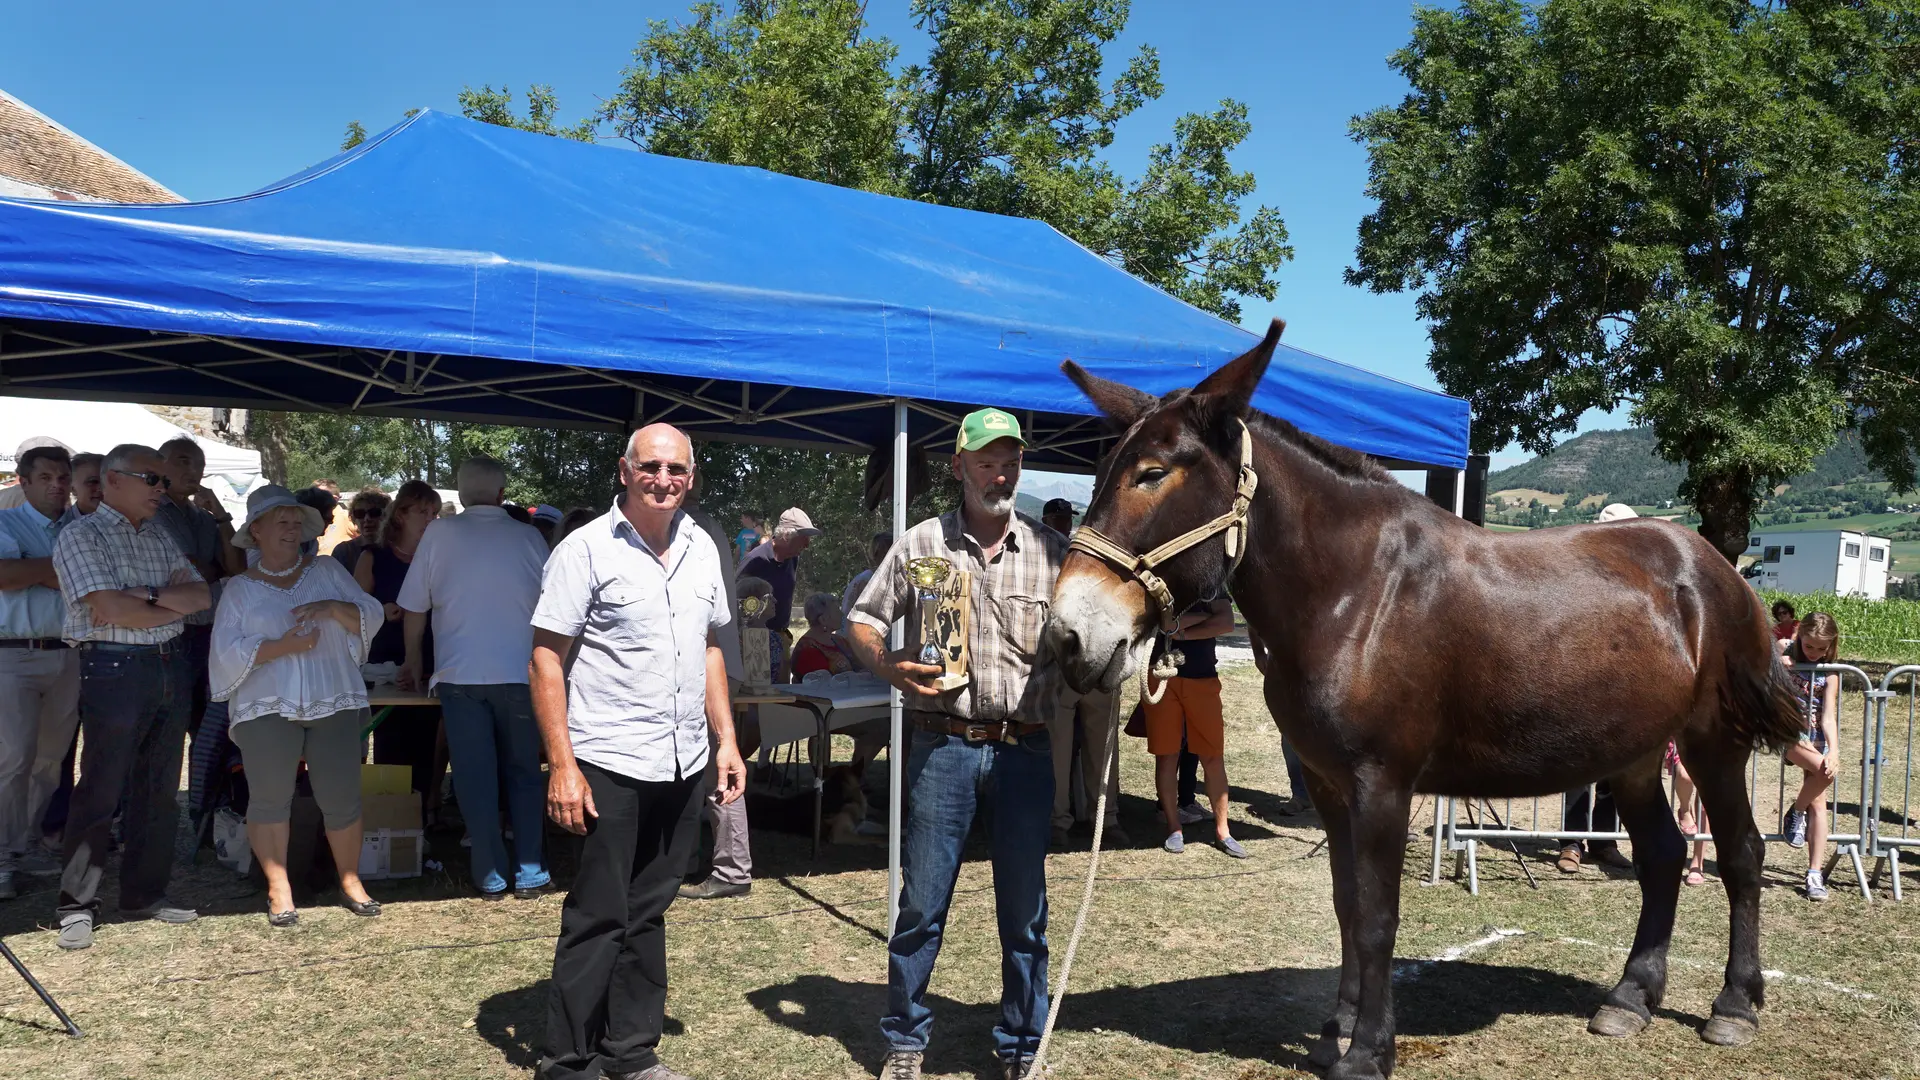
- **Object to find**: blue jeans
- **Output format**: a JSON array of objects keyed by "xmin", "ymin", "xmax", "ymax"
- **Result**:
[
  {"xmin": 881, "ymin": 724, "xmax": 1054, "ymax": 1063},
  {"xmin": 439, "ymin": 683, "xmax": 549, "ymax": 893}
]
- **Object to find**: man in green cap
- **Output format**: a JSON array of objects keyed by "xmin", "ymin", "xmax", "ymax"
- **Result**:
[{"xmin": 846, "ymin": 407, "xmax": 1068, "ymax": 1080}]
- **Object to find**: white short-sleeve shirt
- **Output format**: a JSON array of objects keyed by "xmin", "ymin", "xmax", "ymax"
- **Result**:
[
  {"xmin": 531, "ymin": 500, "xmax": 730, "ymax": 783},
  {"xmin": 395, "ymin": 505, "xmax": 549, "ymax": 688}
]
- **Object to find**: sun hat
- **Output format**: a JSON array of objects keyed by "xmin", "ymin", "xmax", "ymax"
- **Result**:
[
  {"xmin": 955, "ymin": 407, "xmax": 1025, "ymax": 453},
  {"xmin": 234, "ymin": 484, "xmax": 327, "ymax": 549},
  {"xmin": 774, "ymin": 507, "xmax": 822, "ymax": 539},
  {"xmin": 1596, "ymin": 503, "xmax": 1639, "ymax": 523}
]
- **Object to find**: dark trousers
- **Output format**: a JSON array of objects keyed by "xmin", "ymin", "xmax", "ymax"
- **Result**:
[
  {"xmin": 1561, "ymin": 781, "xmax": 1619, "ymax": 851},
  {"xmin": 58, "ymin": 644, "xmax": 193, "ymax": 918},
  {"xmin": 1177, "ymin": 748, "xmax": 1200, "ymax": 807},
  {"xmin": 542, "ymin": 760, "xmax": 707, "ymax": 1080},
  {"xmin": 182, "ymin": 623, "xmax": 212, "ymax": 742}
]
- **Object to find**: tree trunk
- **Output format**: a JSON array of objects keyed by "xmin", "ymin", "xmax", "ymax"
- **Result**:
[
  {"xmin": 1690, "ymin": 467, "xmax": 1758, "ymax": 565},
  {"xmin": 247, "ymin": 412, "xmax": 292, "ymax": 485}
]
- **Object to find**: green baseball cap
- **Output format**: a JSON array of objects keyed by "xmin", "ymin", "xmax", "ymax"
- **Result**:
[{"xmin": 955, "ymin": 407, "xmax": 1025, "ymax": 453}]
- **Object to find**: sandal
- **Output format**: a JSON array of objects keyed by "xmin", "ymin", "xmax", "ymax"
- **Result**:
[{"xmin": 1684, "ymin": 870, "xmax": 1706, "ymax": 887}]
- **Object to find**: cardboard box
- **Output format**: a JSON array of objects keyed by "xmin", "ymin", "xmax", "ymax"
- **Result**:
[
  {"xmin": 361, "ymin": 763, "xmax": 412, "ymax": 796},
  {"xmin": 357, "ymin": 789, "xmax": 423, "ymax": 880}
]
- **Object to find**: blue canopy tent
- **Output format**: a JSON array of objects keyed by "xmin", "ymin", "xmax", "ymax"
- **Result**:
[
  {"xmin": 0, "ymin": 110, "xmax": 1467, "ymax": 471},
  {"xmin": 0, "ymin": 109, "xmax": 1470, "ymax": 920}
]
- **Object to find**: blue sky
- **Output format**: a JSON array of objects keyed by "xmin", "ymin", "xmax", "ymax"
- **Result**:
[{"xmin": 7, "ymin": 1, "xmax": 1620, "ymax": 474}]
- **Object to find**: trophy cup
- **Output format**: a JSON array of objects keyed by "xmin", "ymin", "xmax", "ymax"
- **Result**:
[{"xmin": 906, "ymin": 557, "xmax": 953, "ymax": 666}]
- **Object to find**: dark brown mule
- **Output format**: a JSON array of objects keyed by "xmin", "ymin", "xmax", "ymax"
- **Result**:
[{"xmin": 1042, "ymin": 320, "xmax": 1805, "ymax": 1080}]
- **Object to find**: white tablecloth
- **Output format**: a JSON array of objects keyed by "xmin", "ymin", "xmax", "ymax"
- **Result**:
[{"xmin": 756, "ymin": 677, "xmax": 893, "ymax": 748}]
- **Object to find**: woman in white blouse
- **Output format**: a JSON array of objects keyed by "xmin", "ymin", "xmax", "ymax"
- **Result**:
[{"xmin": 212, "ymin": 485, "xmax": 385, "ymax": 927}]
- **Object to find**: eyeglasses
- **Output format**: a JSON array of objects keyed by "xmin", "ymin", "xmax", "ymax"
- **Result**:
[
  {"xmin": 630, "ymin": 460, "xmax": 692, "ymax": 479},
  {"xmin": 111, "ymin": 469, "xmax": 171, "ymax": 489}
]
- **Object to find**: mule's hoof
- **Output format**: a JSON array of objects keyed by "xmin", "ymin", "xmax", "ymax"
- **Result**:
[
  {"xmin": 1701, "ymin": 1014, "xmax": 1758, "ymax": 1047},
  {"xmin": 1587, "ymin": 1004, "xmax": 1650, "ymax": 1038}
]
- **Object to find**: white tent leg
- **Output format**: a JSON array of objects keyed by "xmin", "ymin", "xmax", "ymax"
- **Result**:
[{"xmin": 888, "ymin": 399, "xmax": 908, "ymax": 935}]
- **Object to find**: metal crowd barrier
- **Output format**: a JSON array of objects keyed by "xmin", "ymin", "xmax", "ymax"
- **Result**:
[
  {"xmin": 1429, "ymin": 664, "xmax": 1878, "ymax": 900},
  {"xmin": 1869, "ymin": 667, "xmax": 1920, "ymax": 900}
]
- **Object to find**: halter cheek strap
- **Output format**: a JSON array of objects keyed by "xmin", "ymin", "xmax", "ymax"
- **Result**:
[{"xmin": 1067, "ymin": 419, "xmax": 1259, "ymax": 633}]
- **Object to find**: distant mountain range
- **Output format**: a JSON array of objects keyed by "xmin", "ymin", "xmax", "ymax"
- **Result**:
[{"xmin": 1486, "ymin": 428, "xmax": 1886, "ymax": 505}]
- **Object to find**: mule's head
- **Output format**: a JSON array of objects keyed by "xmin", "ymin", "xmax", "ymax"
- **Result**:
[{"xmin": 1044, "ymin": 319, "xmax": 1283, "ymax": 694}]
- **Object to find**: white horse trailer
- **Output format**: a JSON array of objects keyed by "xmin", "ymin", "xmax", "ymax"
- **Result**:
[{"xmin": 1744, "ymin": 529, "xmax": 1891, "ymax": 599}]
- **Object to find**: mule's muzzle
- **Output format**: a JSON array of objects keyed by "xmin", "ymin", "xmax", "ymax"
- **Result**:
[{"xmin": 1043, "ymin": 581, "xmax": 1138, "ymax": 695}]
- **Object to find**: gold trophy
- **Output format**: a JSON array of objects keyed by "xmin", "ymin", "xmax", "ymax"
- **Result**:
[
  {"xmin": 905, "ymin": 556, "xmax": 970, "ymax": 690},
  {"xmin": 906, "ymin": 557, "xmax": 953, "ymax": 666}
]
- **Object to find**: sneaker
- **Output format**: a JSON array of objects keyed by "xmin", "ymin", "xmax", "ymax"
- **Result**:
[
  {"xmin": 1217, "ymin": 835, "xmax": 1250, "ymax": 859},
  {"xmin": 13, "ymin": 847, "xmax": 61, "ymax": 875},
  {"xmin": 0, "ymin": 872, "xmax": 14, "ymax": 901},
  {"xmin": 1002, "ymin": 1058, "xmax": 1046, "ymax": 1080},
  {"xmin": 1806, "ymin": 869, "xmax": 1828, "ymax": 902},
  {"xmin": 1177, "ymin": 802, "xmax": 1209, "ymax": 825},
  {"xmin": 1784, "ymin": 808, "xmax": 1808, "ymax": 848},
  {"xmin": 120, "ymin": 898, "xmax": 198, "ymax": 924},
  {"xmin": 56, "ymin": 911, "xmax": 92, "ymax": 950},
  {"xmin": 881, "ymin": 1049, "xmax": 923, "ymax": 1080},
  {"xmin": 1163, "ymin": 832, "xmax": 1185, "ymax": 854}
]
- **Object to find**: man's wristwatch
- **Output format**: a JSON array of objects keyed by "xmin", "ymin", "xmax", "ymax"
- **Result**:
[{"xmin": 145, "ymin": 585, "xmax": 159, "ymax": 606}]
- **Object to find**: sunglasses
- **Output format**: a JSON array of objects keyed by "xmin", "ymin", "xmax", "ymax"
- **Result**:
[
  {"xmin": 631, "ymin": 460, "xmax": 692, "ymax": 479},
  {"xmin": 350, "ymin": 508, "xmax": 386, "ymax": 520},
  {"xmin": 112, "ymin": 469, "xmax": 171, "ymax": 489}
]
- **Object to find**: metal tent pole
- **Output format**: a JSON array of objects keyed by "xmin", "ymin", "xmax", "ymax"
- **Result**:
[{"xmin": 888, "ymin": 400, "xmax": 907, "ymax": 934}]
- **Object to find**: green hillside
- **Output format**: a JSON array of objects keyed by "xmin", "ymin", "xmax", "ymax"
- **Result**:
[{"xmin": 1485, "ymin": 428, "xmax": 1915, "ymax": 535}]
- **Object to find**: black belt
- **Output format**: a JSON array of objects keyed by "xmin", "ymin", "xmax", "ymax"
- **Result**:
[
  {"xmin": 79, "ymin": 639, "xmax": 181, "ymax": 656},
  {"xmin": 0, "ymin": 638, "xmax": 67, "ymax": 650},
  {"xmin": 910, "ymin": 711, "xmax": 1047, "ymax": 744}
]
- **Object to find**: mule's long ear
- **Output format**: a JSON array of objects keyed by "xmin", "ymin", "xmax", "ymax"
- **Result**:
[
  {"xmin": 1062, "ymin": 359, "xmax": 1158, "ymax": 432},
  {"xmin": 1192, "ymin": 318, "xmax": 1284, "ymax": 420}
]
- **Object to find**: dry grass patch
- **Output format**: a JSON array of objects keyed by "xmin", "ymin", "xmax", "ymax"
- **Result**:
[{"xmin": 0, "ymin": 664, "xmax": 1916, "ymax": 1079}]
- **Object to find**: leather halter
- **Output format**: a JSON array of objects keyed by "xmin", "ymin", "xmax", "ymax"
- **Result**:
[{"xmin": 1067, "ymin": 419, "xmax": 1259, "ymax": 633}]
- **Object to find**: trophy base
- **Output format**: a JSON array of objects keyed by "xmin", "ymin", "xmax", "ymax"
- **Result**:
[{"xmin": 929, "ymin": 672, "xmax": 970, "ymax": 692}]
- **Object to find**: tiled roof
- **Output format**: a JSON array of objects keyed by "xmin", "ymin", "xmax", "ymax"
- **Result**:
[{"xmin": 0, "ymin": 89, "xmax": 179, "ymax": 203}]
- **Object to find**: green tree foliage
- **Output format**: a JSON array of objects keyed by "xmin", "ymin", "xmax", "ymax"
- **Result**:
[
  {"xmin": 601, "ymin": 0, "xmax": 1291, "ymax": 320},
  {"xmin": 456, "ymin": 85, "xmax": 598, "ymax": 142},
  {"xmin": 1349, "ymin": 0, "xmax": 1920, "ymax": 561}
]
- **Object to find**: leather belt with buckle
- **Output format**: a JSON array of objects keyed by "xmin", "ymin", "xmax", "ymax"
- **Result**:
[{"xmin": 911, "ymin": 712, "xmax": 1047, "ymax": 744}]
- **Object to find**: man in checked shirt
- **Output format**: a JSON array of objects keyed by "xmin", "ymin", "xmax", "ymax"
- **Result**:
[{"xmin": 846, "ymin": 407, "xmax": 1068, "ymax": 1080}]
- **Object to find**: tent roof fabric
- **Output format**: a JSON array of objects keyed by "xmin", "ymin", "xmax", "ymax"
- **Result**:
[{"xmin": 0, "ymin": 110, "xmax": 1469, "ymax": 470}]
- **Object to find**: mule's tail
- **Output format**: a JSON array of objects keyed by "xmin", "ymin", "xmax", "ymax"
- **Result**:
[{"xmin": 1720, "ymin": 652, "xmax": 1807, "ymax": 753}]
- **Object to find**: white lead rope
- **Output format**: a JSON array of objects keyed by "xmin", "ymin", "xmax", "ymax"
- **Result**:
[{"xmin": 1029, "ymin": 644, "xmax": 1153, "ymax": 1075}]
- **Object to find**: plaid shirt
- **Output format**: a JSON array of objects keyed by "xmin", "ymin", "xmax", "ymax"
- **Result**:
[
  {"xmin": 848, "ymin": 509, "xmax": 1065, "ymax": 726},
  {"xmin": 53, "ymin": 502, "xmax": 202, "ymax": 645}
]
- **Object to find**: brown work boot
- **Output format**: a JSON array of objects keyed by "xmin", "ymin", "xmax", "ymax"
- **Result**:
[{"xmin": 1556, "ymin": 844, "xmax": 1583, "ymax": 874}]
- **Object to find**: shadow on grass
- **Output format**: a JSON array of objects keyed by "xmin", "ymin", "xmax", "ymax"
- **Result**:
[
  {"xmin": 474, "ymin": 978, "xmax": 683, "ymax": 1070},
  {"xmin": 745, "ymin": 960, "xmax": 1625, "ymax": 1074}
]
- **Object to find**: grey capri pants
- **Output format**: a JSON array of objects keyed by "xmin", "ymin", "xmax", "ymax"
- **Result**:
[{"xmin": 228, "ymin": 708, "xmax": 367, "ymax": 830}]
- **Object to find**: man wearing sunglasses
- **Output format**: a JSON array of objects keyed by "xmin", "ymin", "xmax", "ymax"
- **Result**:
[
  {"xmin": 48, "ymin": 443, "xmax": 210, "ymax": 950},
  {"xmin": 531, "ymin": 423, "xmax": 744, "ymax": 1080}
]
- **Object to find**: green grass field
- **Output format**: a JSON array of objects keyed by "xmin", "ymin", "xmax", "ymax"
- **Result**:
[{"xmin": 1752, "ymin": 512, "xmax": 1916, "ymax": 535}]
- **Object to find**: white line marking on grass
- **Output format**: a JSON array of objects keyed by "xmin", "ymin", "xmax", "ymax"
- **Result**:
[
  {"xmin": 1551, "ymin": 936, "xmax": 1877, "ymax": 1000},
  {"xmin": 1398, "ymin": 927, "xmax": 1527, "ymax": 980}
]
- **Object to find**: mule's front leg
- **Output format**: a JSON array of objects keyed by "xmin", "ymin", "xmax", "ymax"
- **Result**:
[
  {"xmin": 1589, "ymin": 761, "xmax": 1685, "ymax": 1037},
  {"xmin": 1327, "ymin": 772, "xmax": 1412, "ymax": 1080},
  {"xmin": 1305, "ymin": 771, "xmax": 1358, "ymax": 1069}
]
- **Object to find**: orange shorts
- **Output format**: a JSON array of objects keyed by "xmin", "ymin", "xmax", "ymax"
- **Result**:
[{"xmin": 1142, "ymin": 676, "xmax": 1225, "ymax": 758}]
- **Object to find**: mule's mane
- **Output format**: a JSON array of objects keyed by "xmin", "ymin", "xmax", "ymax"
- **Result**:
[{"xmin": 1242, "ymin": 409, "xmax": 1395, "ymax": 484}]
